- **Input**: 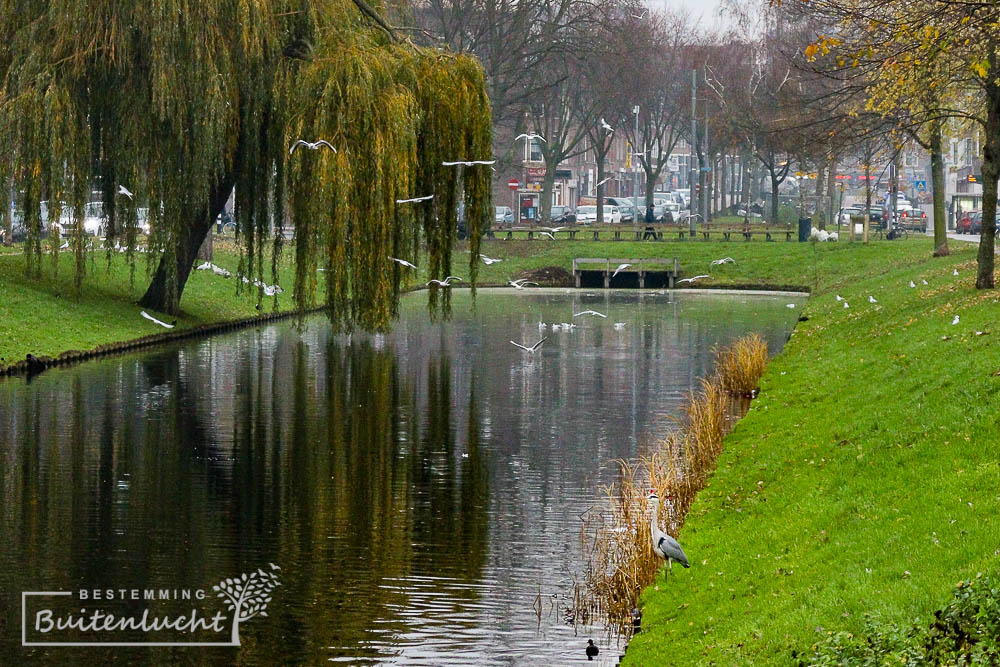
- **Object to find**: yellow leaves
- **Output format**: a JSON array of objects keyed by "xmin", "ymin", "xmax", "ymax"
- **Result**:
[
  {"xmin": 972, "ymin": 60, "xmax": 989, "ymax": 78},
  {"xmin": 804, "ymin": 43, "xmax": 819, "ymax": 61}
]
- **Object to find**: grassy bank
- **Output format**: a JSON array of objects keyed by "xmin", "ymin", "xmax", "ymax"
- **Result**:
[
  {"xmin": 621, "ymin": 239, "xmax": 1000, "ymax": 664},
  {"xmin": 3, "ymin": 234, "xmax": 918, "ymax": 363}
]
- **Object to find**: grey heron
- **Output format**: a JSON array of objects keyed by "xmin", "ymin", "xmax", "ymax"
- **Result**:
[{"xmin": 647, "ymin": 490, "xmax": 689, "ymax": 573}]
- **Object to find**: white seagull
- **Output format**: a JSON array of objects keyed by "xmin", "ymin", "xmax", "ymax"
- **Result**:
[
  {"xmin": 600, "ymin": 118, "xmax": 614, "ymax": 133},
  {"xmin": 952, "ymin": 315, "xmax": 960, "ymax": 325},
  {"xmin": 835, "ymin": 295, "xmax": 843, "ymax": 302},
  {"xmin": 909, "ymin": 280, "xmax": 916, "ymax": 288},
  {"xmin": 613, "ymin": 322, "xmax": 626, "ymax": 330},
  {"xmin": 442, "ymin": 160, "xmax": 496, "ymax": 166},
  {"xmin": 118, "ymin": 185, "xmax": 134, "ymax": 199},
  {"xmin": 426, "ymin": 276, "xmax": 462, "ymax": 287},
  {"xmin": 515, "ymin": 133, "xmax": 546, "ymax": 143},
  {"xmin": 510, "ymin": 337, "xmax": 547, "ymax": 353},
  {"xmin": 953, "ymin": 268, "xmax": 959, "ymax": 276},
  {"xmin": 647, "ymin": 491, "xmax": 690, "ymax": 573},
  {"xmin": 843, "ymin": 301, "xmax": 850, "ymax": 309},
  {"xmin": 922, "ymin": 279, "xmax": 929, "ymax": 285},
  {"xmin": 509, "ymin": 279, "xmax": 538, "ymax": 289},
  {"xmin": 396, "ymin": 195, "xmax": 434, "ymax": 204},
  {"xmin": 632, "ymin": 8, "xmax": 648, "ymax": 19},
  {"xmin": 388, "ymin": 256, "xmax": 418, "ymax": 269},
  {"xmin": 538, "ymin": 231, "xmax": 555, "ymax": 240},
  {"xmin": 290, "ymin": 139, "xmax": 336, "ymax": 154},
  {"xmin": 786, "ymin": 303, "xmax": 796, "ymax": 309},
  {"xmin": 869, "ymin": 295, "xmax": 877, "ymax": 304},
  {"xmin": 677, "ymin": 275, "xmax": 710, "ymax": 284},
  {"xmin": 711, "ymin": 257, "xmax": 737, "ymax": 266},
  {"xmin": 596, "ymin": 176, "xmax": 614, "ymax": 187},
  {"xmin": 481, "ymin": 254, "xmax": 502, "ymax": 265},
  {"xmin": 612, "ymin": 263, "xmax": 631, "ymax": 278},
  {"xmin": 574, "ymin": 310, "xmax": 607, "ymax": 318},
  {"xmin": 140, "ymin": 311, "xmax": 174, "ymax": 329}
]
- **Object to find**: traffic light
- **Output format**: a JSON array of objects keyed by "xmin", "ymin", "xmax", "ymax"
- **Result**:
[{"xmin": 968, "ymin": 174, "xmax": 980, "ymax": 183}]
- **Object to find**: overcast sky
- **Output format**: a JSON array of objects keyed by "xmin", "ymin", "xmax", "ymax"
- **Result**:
[{"xmin": 647, "ymin": 0, "xmax": 736, "ymax": 35}]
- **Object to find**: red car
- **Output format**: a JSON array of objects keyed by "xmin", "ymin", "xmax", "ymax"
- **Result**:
[{"xmin": 956, "ymin": 211, "xmax": 981, "ymax": 234}]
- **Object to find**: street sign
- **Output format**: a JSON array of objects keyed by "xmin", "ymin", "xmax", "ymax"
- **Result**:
[
  {"xmin": 914, "ymin": 180, "xmax": 927, "ymax": 192},
  {"xmin": 507, "ymin": 179, "xmax": 519, "ymax": 190}
]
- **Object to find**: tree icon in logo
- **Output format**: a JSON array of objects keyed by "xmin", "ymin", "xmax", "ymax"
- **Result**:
[{"xmin": 213, "ymin": 564, "xmax": 281, "ymax": 645}]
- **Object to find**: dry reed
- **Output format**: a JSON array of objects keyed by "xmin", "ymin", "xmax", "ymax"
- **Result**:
[
  {"xmin": 579, "ymin": 334, "xmax": 769, "ymax": 633},
  {"xmin": 714, "ymin": 333, "xmax": 769, "ymax": 396}
]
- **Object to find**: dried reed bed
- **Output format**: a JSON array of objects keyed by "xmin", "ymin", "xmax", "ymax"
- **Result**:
[
  {"xmin": 714, "ymin": 333, "xmax": 769, "ymax": 397},
  {"xmin": 579, "ymin": 335, "xmax": 769, "ymax": 633}
]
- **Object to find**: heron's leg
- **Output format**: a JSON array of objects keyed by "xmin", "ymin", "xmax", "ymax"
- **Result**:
[{"xmin": 667, "ymin": 558, "xmax": 673, "ymax": 575}]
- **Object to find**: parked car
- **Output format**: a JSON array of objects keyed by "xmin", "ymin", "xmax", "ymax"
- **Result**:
[
  {"xmin": 956, "ymin": 211, "xmax": 980, "ymax": 234},
  {"xmin": 839, "ymin": 207, "xmax": 863, "ymax": 226},
  {"xmin": 605, "ymin": 197, "xmax": 638, "ymax": 223},
  {"xmin": 549, "ymin": 205, "xmax": 576, "ymax": 224},
  {"xmin": 495, "ymin": 206, "xmax": 513, "ymax": 225},
  {"xmin": 899, "ymin": 207, "xmax": 927, "ymax": 232},
  {"xmin": 575, "ymin": 205, "xmax": 621, "ymax": 224},
  {"xmin": 659, "ymin": 202, "xmax": 682, "ymax": 222}
]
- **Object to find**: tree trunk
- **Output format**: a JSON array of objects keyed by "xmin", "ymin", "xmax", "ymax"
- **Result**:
[
  {"xmin": 930, "ymin": 118, "xmax": 949, "ymax": 257},
  {"xmin": 138, "ymin": 172, "xmax": 235, "ymax": 314},
  {"xmin": 978, "ymin": 62, "xmax": 999, "ymax": 288},
  {"xmin": 741, "ymin": 149, "xmax": 752, "ymax": 209},
  {"xmin": 863, "ymin": 161, "xmax": 872, "ymax": 244},
  {"xmin": 540, "ymin": 159, "xmax": 557, "ymax": 222},
  {"xmin": 596, "ymin": 143, "xmax": 608, "ymax": 224},
  {"xmin": 825, "ymin": 158, "xmax": 837, "ymax": 232},
  {"xmin": 815, "ymin": 165, "xmax": 825, "ymax": 229},
  {"xmin": 720, "ymin": 155, "xmax": 727, "ymax": 213},
  {"xmin": 1, "ymin": 176, "xmax": 11, "ymax": 246},
  {"xmin": 770, "ymin": 169, "xmax": 780, "ymax": 225}
]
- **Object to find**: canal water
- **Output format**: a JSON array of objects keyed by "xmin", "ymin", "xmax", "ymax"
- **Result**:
[{"xmin": 0, "ymin": 289, "xmax": 802, "ymax": 665}]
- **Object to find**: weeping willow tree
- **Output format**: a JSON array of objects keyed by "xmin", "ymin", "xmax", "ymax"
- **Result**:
[{"xmin": 0, "ymin": 0, "xmax": 492, "ymax": 330}]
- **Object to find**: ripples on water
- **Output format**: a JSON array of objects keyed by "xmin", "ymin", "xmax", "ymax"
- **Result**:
[{"xmin": 0, "ymin": 289, "xmax": 802, "ymax": 665}]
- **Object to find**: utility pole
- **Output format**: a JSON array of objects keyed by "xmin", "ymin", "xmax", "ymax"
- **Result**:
[
  {"xmin": 889, "ymin": 160, "xmax": 898, "ymax": 237},
  {"xmin": 690, "ymin": 69, "xmax": 698, "ymax": 236},
  {"xmin": 634, "ymin": 105, "xmax": 640, "ymax": 205},
  {"xmin": 702, "ymin": 82, "xmax": 709, "ymax": 224}
]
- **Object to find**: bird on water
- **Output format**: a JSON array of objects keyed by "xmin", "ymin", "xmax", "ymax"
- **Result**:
[
  {"xmin": 647, "ymin": 490, "xmax": 690, "ymax": 573},
  {"xmin": 586, "ymin": 639, "xmax": 599, "ymax": 660}
]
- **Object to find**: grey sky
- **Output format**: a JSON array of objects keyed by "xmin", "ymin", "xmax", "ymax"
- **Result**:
[{"xmin": 646, "ymin": 0, "xmax": 735, "ymax": 34}]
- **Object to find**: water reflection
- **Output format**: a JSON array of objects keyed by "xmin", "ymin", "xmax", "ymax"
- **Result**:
[{"xmin": 0, "ymin": 289, "xmax": 802, "ymax": 665}]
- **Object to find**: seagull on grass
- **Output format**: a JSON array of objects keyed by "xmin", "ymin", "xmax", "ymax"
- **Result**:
[
  {"xmin": 843, "ymin": 301, "xmax": 850, "ymax": 309},
  {"xmin": 396, "ymin": 195, "xmax": 434, "ymax": 204},
  {"xmin": 442, "ymin": 159, "xmax": 496, "ymax": 167},
  {"xmin": 426, "ymin": 276, "xmax": 462, "ymax": 287},
  {"xmin": 786, "ymin": 304, "xmax": 796, "ymax": 309},
  {"xmin": 952, "ymin": 315, "xmax": 960, "ymax": 325},
  {"xmin": 388, "ymin": 256, "xmax": 417, "ymax": 269},
  {"xmin": 290, "ymin": 139, "xmax": 336, "ymax": 154},
  {"xmin": 574, "ymin": 310, "xmax": 607, "ymax": 318},
  {"xmin": 953, "ymin": 268, "xmax": 959, "ymax": 276},
  {"xmin": 481, "ymin": 254, "xmax": 502, "ymax": 265},
  {"xmin": 909, "ymin": 280, "xmax": 916, "ymax": 288},
  {"xmin": 141, "ymin": 311, "xmax": 175, "ymax": 329},
  {"xmin": 118, "ymin": 185, "xmax": 134, "ymax": 200},
  {"xmin": 922, "ymin": 279, "xmax": 929, "ymax": 285},
  {"xmin": 711, "ymin": 257, "xmax": 736, "ymax": 266},
  {"xmin": 869, "ymin": 295, "xmax": 877, "ymax": 304},
  {"xmin": 835, "ymin": 295, "xmax": 843, "ymax": 302},
  {"xmin": 612, "ymin": 263, "xmax": 631, "ymax": 278},
  {"xmin": 510, "ymin": 337, "xmax": 547, "ymax": 353},
  {"xmin": 677, "ymin": 275, "xmax": 709, "ymax": 284}
]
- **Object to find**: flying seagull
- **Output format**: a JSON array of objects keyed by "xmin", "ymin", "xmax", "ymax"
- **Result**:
[
  {"xmin": 290, "ymin": 139, "xmax": 336, "ymax": 154},
  {"xmin": 508, "ymin": 279, "xmax": 538, "ymax": 289},
  {"xmin": 613, "ymin": 322, "xmax": 626, "ymax": 330},
  {"xmin": 269, "ymin": 563, "xmax": 281, "ymax": 571},
  {"xmin": 388, "ymin": 256, "xmax": 417, "ymax": 269},
  {"xmin": 574, "ymin": 310, "xmax": 607, "ymax": 318},
  {"xmin": 481, "ymin": 254, "xmax": 502, "ymax": 265},
  {"xmin": 118, "ymin": 185, "xmax": 134, "ymax": 200},
  {"xmin": 612, "ymin": 263, "xmax": 631, "ymax": 278},
  {"xmin": 647, "ymin": 490, "xmax": 690, "ymax": 573},
  {"xmin": 596, "ymin": 176, "xmax": 614, "ymax": 187},
  {"xmin": 677, "ymin": 275, "xmax": 710, "ymax": 284},
  {"xmin": 510, "ymin": 337, "xmax": 547, "ymax": 353},
  {"xmin": 141, "ymin": 311, "xmax": 175, "ymax": 329},
  {"xmin": 515, "ymin": 133, "xmax": 546, "ymax": 142},
  {"xmin": 600, "ymin": 118, "xmax": 614, "ymax": 133},
  {"xmin": 631, "ymin": 8, "xmax": 648, "ymax": 18},
  {"xmin": 711, "ymin": 257, "xmax": 737, "ymax": 266},
  {"xmin": 396, "ymin": 195, "xmax": 434, "ymax": 204},
  {"xmin": 538, "ymin": 231, "xmax": 555, "ymax": 240},
  {"xmin": 426, "ymin": 276, "xmax": 462, "ymax": 287},
  {"xmin": 442, "ymin": 160, "xmax": 496, "ymax": 166}
]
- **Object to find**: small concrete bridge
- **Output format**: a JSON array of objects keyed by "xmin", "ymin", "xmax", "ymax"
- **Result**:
[{"xmin": 572, "ymin": 257, "xmax": 679, "ymax": 289}]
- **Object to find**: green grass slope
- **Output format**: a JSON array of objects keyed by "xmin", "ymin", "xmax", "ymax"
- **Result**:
[{"xmin": 623, "ymin": 240, "xmax": 1000, "ymax": 665}]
